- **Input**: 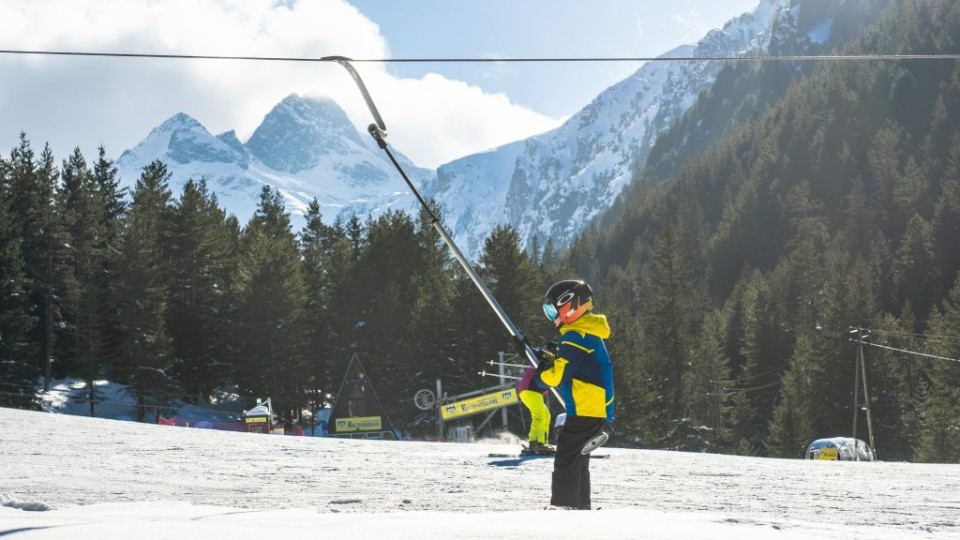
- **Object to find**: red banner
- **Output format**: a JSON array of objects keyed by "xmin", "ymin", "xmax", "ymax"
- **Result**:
[{"xmin": 156, "ymin": 414, "xmax": 302, "ymax": 435}]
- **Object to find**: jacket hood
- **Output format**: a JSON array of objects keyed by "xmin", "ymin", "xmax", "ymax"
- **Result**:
[{"xmin": 560, "ymin": 313, "xmax": 610, "ymax": 339}]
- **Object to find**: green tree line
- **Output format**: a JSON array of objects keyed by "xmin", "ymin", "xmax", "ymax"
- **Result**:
[{"xmin": 0, "ymin": 140, "xmax": 561, "ymax": 436}]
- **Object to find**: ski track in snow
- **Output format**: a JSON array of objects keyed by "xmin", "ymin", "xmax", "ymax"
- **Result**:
[{"xmin": 1, "ymin": 408, "xmax": 959, "ymax": 539}]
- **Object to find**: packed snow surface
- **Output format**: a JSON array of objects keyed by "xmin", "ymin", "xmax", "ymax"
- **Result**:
[{"xmin": 2, "ymin": 409, "xmax": 959, "ymax": 539}]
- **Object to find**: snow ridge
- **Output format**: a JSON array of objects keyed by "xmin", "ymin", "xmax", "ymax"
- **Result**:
[{"xmin": 420, "ymin": 0, "xmax": 790, "ymax": 257}]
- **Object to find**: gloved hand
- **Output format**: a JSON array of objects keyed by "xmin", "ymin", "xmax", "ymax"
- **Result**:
[
  {"xmin": 534, "ymin": 346, "xmax": 555, "ymax": 374},
  {"xmin": 533, "ymin": 341, "xmax": 557, "ymax": 362}
]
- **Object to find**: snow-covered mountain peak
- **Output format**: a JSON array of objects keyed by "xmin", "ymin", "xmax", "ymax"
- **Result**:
[
  {"xmin": 245, "ymin": 94, "xmax": 369, "ymax": 174},
  {"xmin": 115, "ymin": 94, "xmax": 433, "ymax": 231},
  {"xmin": 158, "ymin": 112, "xmax": 204, "ymax": 133},
  {"xmin": 118, "ymin": 112, "xmax": 246, "ymax": 169}
]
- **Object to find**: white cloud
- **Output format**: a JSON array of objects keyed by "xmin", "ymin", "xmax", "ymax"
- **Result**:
[
  {"xmin": 670, "ymin": 10, "xmax": 712, "ymax": 43},
  {"xmin": 0, "ymin": 0, "xmax": 560, "ymax": 169},
  {"xmin": 372, "ymin": 72, "xmax": 557, "ymax": 163}
]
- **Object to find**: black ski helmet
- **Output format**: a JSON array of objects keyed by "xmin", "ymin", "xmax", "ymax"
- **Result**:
[{"xmin": 543, "ymin": 280, "xmax": 593, "ymax": 326}]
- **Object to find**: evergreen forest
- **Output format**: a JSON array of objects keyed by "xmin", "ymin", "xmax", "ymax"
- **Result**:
[{"xmin": 1, "ymin": 0, "xmax": 959, "ymax": 462}]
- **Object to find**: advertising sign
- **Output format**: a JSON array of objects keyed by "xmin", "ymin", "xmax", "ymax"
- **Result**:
[
  {"xmin": 440, "ymin": 388, "xmax": 518, "ymax": 420},
  {"xmin": 334, "ymin": 416, "xmax": 383, "ymax": 432}
]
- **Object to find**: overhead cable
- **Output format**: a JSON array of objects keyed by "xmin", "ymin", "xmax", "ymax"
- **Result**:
[
  {"xmin": 707, "ymin": 380, "xmax": 781, "ymax": 396},
  {"xmin": 852, "ymin": 339, "xmax": 960, "ymax": 364},
  {"xmin": 2, "ymin": 49, "xmax": 960, "ymax": 63},
  {"xmin": 857, "ymin": 327, "xmax": 960, "ymax": 347}
]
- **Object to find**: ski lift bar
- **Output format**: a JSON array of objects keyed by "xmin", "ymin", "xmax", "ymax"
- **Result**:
[
  {"xmin": 487, "ymin": 360, "xmax": 529, "ymax": 369},
  {"xmin": 323, "ymin": 56, "xmax": 387, "ymax": 138},
  {"xmin": 326, "ymin": 56, "xmax": 564, "ymax": 409},
  {"xmin": 479, "ymin": 371, "xmax": 522, "ymax": 381}
]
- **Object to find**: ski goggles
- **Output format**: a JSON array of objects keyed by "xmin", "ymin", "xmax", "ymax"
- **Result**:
[{"xmin": 542, "ymin": 302, "xmax": 559, "ymax": 321}]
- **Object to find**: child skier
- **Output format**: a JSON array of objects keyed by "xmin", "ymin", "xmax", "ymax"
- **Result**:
[
  {"xmin": 518, "ymin": 342, "xmax": 556, "ymax": 456},
  {"xmin": 535, "ymin": 280, "xmax": 614, "ymax": 510}
]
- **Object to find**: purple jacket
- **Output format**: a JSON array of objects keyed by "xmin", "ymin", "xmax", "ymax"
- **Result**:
[{"xmin": 518, "ymin": 367, "xmax": 548, "ymax": 395}]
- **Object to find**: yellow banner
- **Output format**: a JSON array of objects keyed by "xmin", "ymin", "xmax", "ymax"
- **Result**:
[
  {"xmin": 440, "ymin": 388, "xmax": 518, "ymax": 420},
  {"xmin": 335, "ymin": 416, "xmax": 383, "ymax": 432},
  {"xmin": 816, "ymin": 447, "xmax": 839, "ymax": 460},
  {"xmin": 244, "ymin": 416, "xmax": 268, "ymax": 424}
]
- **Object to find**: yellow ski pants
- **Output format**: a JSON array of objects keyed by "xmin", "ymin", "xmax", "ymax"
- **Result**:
[{"xmin": 520, "ymin": 389, "xmax": 550, "ymax": 444}]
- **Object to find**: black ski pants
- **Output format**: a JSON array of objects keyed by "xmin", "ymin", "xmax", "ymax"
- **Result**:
[{"xmin": 551, "ymin": 415, "xmax": 606, "ymax": 509}]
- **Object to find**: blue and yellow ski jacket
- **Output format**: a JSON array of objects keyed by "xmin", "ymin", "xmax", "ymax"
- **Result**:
[{"xmin": 537, "ymin": 313, "xmax": 614, "ymax": 422}]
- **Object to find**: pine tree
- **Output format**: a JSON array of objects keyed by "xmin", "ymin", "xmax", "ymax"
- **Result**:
[
  {"xmin": 116, "ymin": 161, "xmax": 175, "ymax": 421},
  {"xmin": 867, "ymin": 123, "xmax": 909, "ymax": 237},
  {"xmin": 407, "ymin": 205, "xmax": 457, "ymax": 418},
  {"xmin": 58, "ymin": 148, "xmax": 110, "ymax": 415},
  {"xmin": 311, "ymin": 214, "xmax": 365, "ymax": 418},
  {"xmin": 167, "ymin": 179, "xmax": 235, "ymax": 401},
  {"xmin": 605, "ymin": 306, "xmax": 647, "ymax": 447},
  {"xmin": 639, "ymin": 224, "xmax": 698, "ymax": 449},
  {"xmin": 346, "ymin": 214, "xmax": 364, "ymax": 260},
  {"xmin": 0, "ymin": 150, "xmax": 40, "ymax": 408},
  {"xmin": 915, "ymin": 274, "xmax": 960, "ymax": 463},
  {"xmin": 298, "ymin": 199, "xmax": 353, "ymax": 427},
  {"xmin": 767, "ymin": 333, "xmax": 818, "ymax": 458},
  {"xmin": 92, "ymin": 146, "xmax": 125, "ymax": 379},
  {"xmin": 349, "ymin": 210, "xmax": 428, "ymax": 428},
  {"xmin": 840, "ymin": 176, "xmax": 878, "ymax": 261},
  {"xmin": 5, "ymin": 135, "xmax": 61, "ymax": 392},
  {"xmin": 477, "ymin": 225, "xmax": 542, "ymax": 360},
  {"xmin": 813, "ymin": 254, "xmax": 880, "ymax": 439},
  {"xmin": 865, "ymin": 312, "xmax": 922, "ymax": 461},
  {"xmin": 685, "ymin": 308, "xmax": 733, "ymax": 453},
  {"xmin": 892, "ymin": 214, "xmax": 938, "ymax": 321},
  {"xmin": 34, "ymin": 146, "xmax": 62, "ymax": 390},
  {"xmin": 540, "ymin": 237, "xmax": 558, "ymax": 272},
  {"xmin": 233, "ymin": 186, "xmax": 306, "ymax": 420},
  {"xmin": 735, "ymin": 265, "xmax": 800, "ymax": 456},
  {"xmin": 932, "ymin": 136, "xmax": 960, "ymax": 299}
]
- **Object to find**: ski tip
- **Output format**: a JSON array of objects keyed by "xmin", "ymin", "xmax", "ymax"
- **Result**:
[{"xmin": 580, "ymin": 431, "xmax": 610, "ymax": 455}]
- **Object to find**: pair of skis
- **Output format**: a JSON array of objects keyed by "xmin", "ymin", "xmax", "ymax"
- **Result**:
[{"xmin": 325, "ymin": 56, "xmax": 564, "ymax": 407}]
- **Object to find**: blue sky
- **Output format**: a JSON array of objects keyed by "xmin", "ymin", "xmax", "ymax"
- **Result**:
[
  {"xmin": 350, "ymin": 0, "xmax": 759, "ymax": 117},
  {"xmin": 0, "ymin": 0, "xmax": 759, "ymax": 168}
]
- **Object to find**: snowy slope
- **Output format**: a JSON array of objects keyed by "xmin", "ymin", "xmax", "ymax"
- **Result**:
[
  {"xmin": 420, "ymin": 0, "xmax": 787, "ymax": 255},
  {"xmin": 426, "ymin": 139, "xmax": 527, "ymax": 255},
  {"xmin": 2, "ymin": 407, "xmax": 959, "ymax": 539},
  {"xmin": 116, "ymin": 95, "xmax": 432, "ymax": 229}
]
